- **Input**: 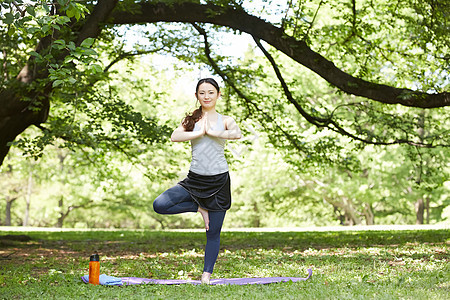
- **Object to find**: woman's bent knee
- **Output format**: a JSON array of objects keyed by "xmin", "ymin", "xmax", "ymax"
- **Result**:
[{"xmin": 153, "ymin": 197, "xmax": 167, "ymax": 214}]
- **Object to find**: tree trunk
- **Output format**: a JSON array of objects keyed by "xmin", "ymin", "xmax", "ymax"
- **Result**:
[
  {"xmin": 414, "ymin": 110, "xmax": 426, "ymax": 225},
  {"xmin": 252, "ymin": 202, "xmax": 260, "ymax": 228},
  {"xmin": 5, "ymin": 196, "xmax": 18, "ymax": 226},
  {"xmin": 342, "ymin": 198, "xmax": 362, "ymax": 226},
  {"xmin": 0, "ymin": 90, "xmax": 50, "ymax": 167},
  {"xmin": 327, "ymin": 197, "xmax": 362, "ymax": 226},
  {"xmin": 415, "ymin": 198, "xmax": 424, "ymax": 224},
  {"xmin": 363, "ymin": 203, "xmax": 375, "ymax": 225},
  {"xmin": 0, "ymin": 0, "xmax": 119, "ymax": 167},
  {"xmin": 5, "ymin": 197, "xmax": 12, "ymax": 226},
  {"xmin": 56, "ymin": 198, "xmax": 88, "ymax": 228},
  {"xmin": 23, "ymin": 166, "xmax": 33, "ymax": 226},
  {"xmin": 425, "ymin": 197, "xmax": 430, "ymax": 224},
  {"xmin": 57, "ymin": 197, "xmax": 64, "ymax": 228}
]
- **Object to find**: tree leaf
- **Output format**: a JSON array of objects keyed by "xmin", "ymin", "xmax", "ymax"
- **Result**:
[
  {"xmin": 80, "ymin": 38, "xmax": 95, "ymax": 48},
  {"xmin": 4, "ymin": 13, "xmax": 15, "ymax": 25},
  {"xmin": 26, "ymin": 6, "xmax": 36, "ymax": 17},
  {"xmin": 52, "ymin": 80, "xmax": 64, "ymax": 88},
  {"xmin": 56, "ymin": 16, "xmax": 71, "ymax": 25},
  {"xmin": 66, "ymin": 7, "xmax": 76, "ymax": 18},
  {"xmin": 7, "ymin": 26, "xmax": 15, "ymax": 36},
  {"xmin": 29, "ymin": 51, "xmax": 41, "ymax": 57},
  {"xmin": 91, "ymin": 64, "xmax": 103, "ymax": 74}
]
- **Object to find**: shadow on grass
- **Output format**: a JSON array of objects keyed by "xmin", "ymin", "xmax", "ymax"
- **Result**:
[{"xmin": 1, "ymin": 229, "xmax": 448, "ymax": 260}]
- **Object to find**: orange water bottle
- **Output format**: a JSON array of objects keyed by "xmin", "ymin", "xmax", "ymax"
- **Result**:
[{"xmin": 89, "ymin": 254, "xmax": 100, "ymax": 285}]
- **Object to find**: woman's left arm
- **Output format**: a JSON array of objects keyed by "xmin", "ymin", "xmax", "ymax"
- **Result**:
[{"xmin": 206, "ymin": 116, "xmax": 242, "ymax": 140}]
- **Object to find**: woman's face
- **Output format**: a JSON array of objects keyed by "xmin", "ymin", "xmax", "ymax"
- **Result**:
[{"xmin": 196, "ymin": 82, "xmax": 220, "ymax": 109}]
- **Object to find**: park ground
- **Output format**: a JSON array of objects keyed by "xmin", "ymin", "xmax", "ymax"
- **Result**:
[{"xmin": 0, "ymin": 225, "xmax": 449, "ymax": 299}]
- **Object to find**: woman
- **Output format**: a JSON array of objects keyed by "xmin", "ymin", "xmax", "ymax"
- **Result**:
[{"xmin": 153, "ymin": 78, "xmax": 241, "ymax": 284}]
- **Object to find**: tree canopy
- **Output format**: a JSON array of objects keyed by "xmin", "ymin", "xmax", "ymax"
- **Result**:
[{"xmin": 0, "ymin": 0, "xmax": 449, "ymax": 166}]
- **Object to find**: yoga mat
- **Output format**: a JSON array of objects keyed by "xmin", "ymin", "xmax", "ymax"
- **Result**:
[{"xmin": 82, "ymin": 268, "xmax": 312, "ymax": 286}]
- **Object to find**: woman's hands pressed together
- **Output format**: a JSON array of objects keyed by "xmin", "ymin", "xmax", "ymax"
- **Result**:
[
  {"xmin": 171, "ymin": 111, "xmax": 241, "ymax": 142},
  {"xmin": 201, "ymin": 112, "xmax": 209, "ymax": 136}
]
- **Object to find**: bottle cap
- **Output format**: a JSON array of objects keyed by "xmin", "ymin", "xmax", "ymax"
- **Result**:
[{"xmin": 90, "ymin": 254, "xmax": 100, "ymax": 261}]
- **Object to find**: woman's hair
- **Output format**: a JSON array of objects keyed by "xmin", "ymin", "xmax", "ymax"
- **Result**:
[{"xmin": 182, "ymin": 78, "xmax": 220, "ymax": 131}]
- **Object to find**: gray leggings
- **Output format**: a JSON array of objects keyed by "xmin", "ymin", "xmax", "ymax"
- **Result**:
[{"xmin": 153, "ymin": 184, "xmax": 226, "ymax": 273}]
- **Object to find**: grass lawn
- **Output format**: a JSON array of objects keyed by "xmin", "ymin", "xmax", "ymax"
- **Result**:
[{"xmin": 0, "ymin": 227, "xmax": 448, "ymax": 299}]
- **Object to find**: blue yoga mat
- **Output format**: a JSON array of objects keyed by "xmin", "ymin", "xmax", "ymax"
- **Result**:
[{"xmin": 81, "ymin": 269, "xmax": 312, "ymax": 286}]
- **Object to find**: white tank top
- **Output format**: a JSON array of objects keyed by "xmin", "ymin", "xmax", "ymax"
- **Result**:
[{"xmin": 189, "ymin": 113, "xmax": 229, "ymax": 175}]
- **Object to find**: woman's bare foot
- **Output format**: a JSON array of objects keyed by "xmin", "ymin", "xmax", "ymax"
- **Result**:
[
  {"xmin": 197, "ymin": 207, "xmax": 210, "ymax": 231},
  {"xmin": 201, "ymin": 272, "xmax": 211, "ymax": 284}
]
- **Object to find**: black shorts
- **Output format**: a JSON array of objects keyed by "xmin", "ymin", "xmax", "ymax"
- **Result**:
[{"xmin": 178, "ymin": 171, "xmax": 231, "ymax": 211}]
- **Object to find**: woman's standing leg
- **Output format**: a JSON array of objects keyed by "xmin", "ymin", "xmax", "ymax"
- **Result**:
[
  {"xmin": 154, "ymin": 185, "xmax": 226, "ymax": 283},
  {"xmin": 202, "ymin": 210, "xmax": 226, "ymax": 283}
]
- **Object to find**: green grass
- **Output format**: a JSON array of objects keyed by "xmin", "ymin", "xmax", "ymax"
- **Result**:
[{"xmin": 0, "ymin": 228, "xmax": 448, "ymax": 299}]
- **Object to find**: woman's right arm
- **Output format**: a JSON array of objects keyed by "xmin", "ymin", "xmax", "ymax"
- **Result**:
[{"xmin": 170, "ymin": 124, "xmax": 205, "ymax": 142}]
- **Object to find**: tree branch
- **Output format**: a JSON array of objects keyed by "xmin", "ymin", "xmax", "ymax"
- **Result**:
[
  {"xmin": 252, "ymin": 37, "xmax": 330, "ymax": 127},
  {"xmin": 302, "ymin": 0, "xmax": 325, "ymax": 40},
  {"xmin": 192, "ymin": 23, "xmax": 310, "ymax": 155},
  {"xmin": 110, "ymin": 2, "xmax": 449, "ymax": 108},
  {"xmin": 75, "ymin": 0, "xmax": 118, "ymax": 46},
  {"xmin": 252, "ymin": 37, "xmax": 436, "ymax": 148},
  {"xmin": 104, "ymin": 48, "xmax": 164, "ymax": 73},
  {"xmin": 33, "ymin": 123, "xmax": 155, "ymax": 180}
]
